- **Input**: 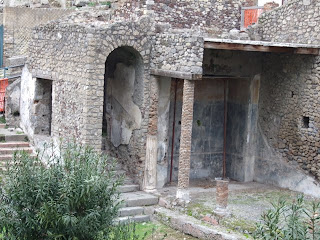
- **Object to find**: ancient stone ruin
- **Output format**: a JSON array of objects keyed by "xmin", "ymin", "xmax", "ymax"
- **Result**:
[{"xmin": 2, "ymin": 0, "xmax": 320, "ymax": 204}]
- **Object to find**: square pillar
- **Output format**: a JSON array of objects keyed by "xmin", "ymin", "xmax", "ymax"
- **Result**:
[
  {"xmin": 176, "ymin": 79, "xmax": 195, "ymax": 201},
  {"xmin": 143, "ymin": 75, "xmax": 160, "ymax": 191}
]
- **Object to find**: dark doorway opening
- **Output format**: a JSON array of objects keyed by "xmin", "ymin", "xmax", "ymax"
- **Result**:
[{"xmin": 34, "ymin": 78, "xmax": 52, "ymax": 136}]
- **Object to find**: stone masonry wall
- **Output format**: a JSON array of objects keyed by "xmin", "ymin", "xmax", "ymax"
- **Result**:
[
  {"xmin": 3, "ymin": 7, "xmax": 73, "ymax": 65},
  {"xmin": 27, "ymin": 11, "xmax": 155, "ymax": 183},
  {"xmin": 259, "ymin": 53, "xmax": 320, "ymax": 180},
  {"xmin": 28, "ymin": 23, "xmax": 91, "ymax": 144},
  {"xmin": 152, "ymin": 32, "xmax": 203, "ymax": 74},
  {"xmin": 256, "ymin": 0, "xmax": 320, "ymax": 44},
  {"xmin": 115, "ymin": 0, "xmax": 257, "ymax": 36}
]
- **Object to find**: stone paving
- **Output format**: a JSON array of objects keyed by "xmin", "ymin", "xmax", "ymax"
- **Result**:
[{"xmin": 154, "ymin": 180, "xmax": 320, "ymax": 239}]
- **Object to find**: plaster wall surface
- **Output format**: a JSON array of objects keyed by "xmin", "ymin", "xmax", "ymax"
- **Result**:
[
  {"xmin": 156, "ymin": 76, "xmax": 171, "ymax": 188},
  {"xmin": 106, "ymin": 63, "xmax": 142, "ymax": 147},
  {"xmin": 167, "ymin": 78, "xmax": 251, "ymax": 182},
  {"xmin": 20, "ymin": 66, "xmax": 36, "ymax": 138},
  {"xmin": 5, "ymin": 78, "xmax": 21, "ymax": 127},
  {"xmin": 226, "ymin": 78, "xmax": 251, "ymax": 181},
  {"xmin": 203, "ymin": 49, "xmax": 262, "ymax": 77}
]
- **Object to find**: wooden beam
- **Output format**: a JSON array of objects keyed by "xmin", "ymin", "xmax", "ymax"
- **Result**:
[
  {"xmin": 150, "ymin": 69, "xmax": 202, "ymax": 80},
  {"xmin": 204, "ymin": 41, "xmax": 319, "ymax": 55}
]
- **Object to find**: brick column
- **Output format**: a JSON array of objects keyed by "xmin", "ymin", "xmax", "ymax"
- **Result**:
[
  {"xmin": 143, "ymin": 75, "xmax": 159, "ymax": 191},
  {"xmin": 176, "ymin": 79, "xmax": 195, "ymax": 201}
]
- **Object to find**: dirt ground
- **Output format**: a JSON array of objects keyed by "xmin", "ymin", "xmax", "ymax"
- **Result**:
[{"xmin": 157, "ymin": 180, "xmax": 320, "ymax": 237}]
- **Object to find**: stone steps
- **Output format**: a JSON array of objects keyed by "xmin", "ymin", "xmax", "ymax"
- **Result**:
[
  {"xmin": 5, "ymin": 134, "xmax": 28, "ymax": 142},
  {"xmin": 115, "ymin": 190, "xmax": 158, "ymax": 223},
  {"xmin": 120, "ymin": 191, "xmax": 159, "ymax": 208},
  {"xmin": 114, "ymin": 165, "xmax": 158, "ymax": 224},
  {"xmin": 119, "ymin": 184, "xmax": 140, "ymax": 193},
  {"xmin": 115, "ymin": 215, "xmax": 150, "ymax": 224},
  {"xmin": 0, "ymin": 124, "xmax": 5, "ymax": 129},
  {"xmin": 0, "ymin": 142, "xmax": 30, "ymax": 148},
  {"xmin": 0, "ymin": 147, "xmax": 33, "ymax": 155},
  {"xmin": 118, "ymin": 206, "xmax": 144, "ymax": 217}
]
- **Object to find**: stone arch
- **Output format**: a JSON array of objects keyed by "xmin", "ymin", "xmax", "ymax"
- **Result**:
[
  {"xmin": 102, "ymin": 46, "xmax": 145, "ymax": 149},
  {"xmin": 84, "ymin": 31, "xmax": 153, "ymax": 183}
]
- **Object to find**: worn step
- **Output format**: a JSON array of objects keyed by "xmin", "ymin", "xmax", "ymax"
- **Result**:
[
  {"xmin": 0, "ymin": 147, "xmax": 33, "ymax": 154},
  {"xmin": 0, "ymin": 154, "xmax": 36, "ymax": 161},
  {"xmin": 0, "ymin": 155, "xmax": 13, "ymax": 161},
  {"xmin": 115, "ymin": 215, "xmax": 150, "ymax": 224},
  {"xmin": 123, "ymin": 178, "xmax": 134, "ymax": 184},
  {"xmin": 118, "ymin": 206, "xmax": 144, "ymax": 217},
  {"xmin": 0, "ymin": 142, "xmax": 30, "ymax": 148},
  {"xmin": 119, "ymin": 184, "xmax": 140, "ymax": 193},
  {"xmin": 5, "ymin": 135, "xmax": 28, "ymax": 142},
  {"xmin": 0, "ymin": 124, "xmax": 5, "ymax": 129},
  {"xmin": 121, "ymin": 191, "xmax": 159, "ymax": 207}
]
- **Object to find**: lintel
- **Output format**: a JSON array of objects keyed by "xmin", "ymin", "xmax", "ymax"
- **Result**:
[
  {"xmin": 150, "ymin": 69, "xmax": 202, "ymax": 80},
  {"xmin": 204, "ymin": 38, "xmax": 320, "ymax": 55}
]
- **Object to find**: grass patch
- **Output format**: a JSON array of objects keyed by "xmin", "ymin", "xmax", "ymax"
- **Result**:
[
  {"xmin": 88, "ymin": 2, "xmax": 97, "ymax": 7},
  {"xmin": 220, "ymin": 217, "xmax": 256, "ymax": 236},
  {"xmin": 134, "ymin": 222, "xmax": 198, "ymax": 240},
  {"xmin": 185, "ymin": 202, "xmax": 212, "ymax": 218},
  {"xmin": 100, "ymin": 1, "xmax": 111, "ymax": 7},
  {"xmin": 0, "ymin": 116, "xmax": 5, "ymax": 124}
]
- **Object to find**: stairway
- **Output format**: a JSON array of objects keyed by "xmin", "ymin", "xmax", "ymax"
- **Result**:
[
  {"xmin": 0, "ymin": 123, "xmax": 33, "ymax": 170},
  {"xmin": 0, "ymin": 125, "xmax": 159, "ymax": 223},
  {"xmin": 115, "ymin": 165, "xmax": 159, "ymax": 224}
]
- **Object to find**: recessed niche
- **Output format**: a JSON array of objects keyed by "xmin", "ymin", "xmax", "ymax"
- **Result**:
[{"xmin": 302, "ymin": 116, "xmax": 310, "ymax": 128}]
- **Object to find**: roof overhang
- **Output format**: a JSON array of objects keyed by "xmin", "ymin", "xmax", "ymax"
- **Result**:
[{"xmin": 204, "ymin": 38, "xmax": 320, "ymax": 55}]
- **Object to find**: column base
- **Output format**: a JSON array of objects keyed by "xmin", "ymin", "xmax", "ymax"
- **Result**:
[
  {"xmin": 176, "ymin": 188, "xmax": 190, "ymax": 202},
  {"xmin": 213, "ymin": 207, "xmax": 231, "ymax": 218}
]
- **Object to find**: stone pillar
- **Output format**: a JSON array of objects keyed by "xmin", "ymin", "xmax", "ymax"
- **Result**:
[
  {"xmin": 243, "ymin": 74, "xmax": 260, "ymax": 182},
  {"xmin": 216, "ymin": 179, "xmax": 229, "ymax": 209},
  {"xmin": 143, "ymin": 76, "xmax": 159, "ymax": 192},
  {"xmin": 214, "ymin": 178, "xmax": 230, "ymax": 217},
  {"xmin": 176, "ymin": 80, "xmax": 195, "ymax": 201}
]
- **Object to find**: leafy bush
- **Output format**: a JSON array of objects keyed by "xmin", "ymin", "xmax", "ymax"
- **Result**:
[
  {"xmin": 254, "ymin": 195, "xmax": 320, "ymax": 240},
  {"xmin": 0, "ymin": 116, "xmax": 5, "ymax": 124},
  {"xmin": 0, "ymin": 143, "xmax": 123, "ymax": 240}
]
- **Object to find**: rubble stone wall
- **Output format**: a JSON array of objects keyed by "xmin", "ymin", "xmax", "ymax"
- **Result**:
[
  {"xmin": 259, "ymin": 53, "xmax": 320, "ymax": 180},
  {"xmin": 27, "ymin": 14, "xmax": 157, "ymax": 183},
  {"xmin": 115, "ymin": 0, "xmax": 258, "ymax": 36},
  {"xmin": 256, "ymin": 0, "xmax": 320, "ymax": 44},
  {"xmin": 28, "ymin": 23, "xmax": 91, "ymax": 144},
  {"xmin": 3, "ymin": 7, "xmax": 73, "ymax": 65},
  {"xmin": 152, "ymin": 32, "xmax": 203, "ymax": 74}
]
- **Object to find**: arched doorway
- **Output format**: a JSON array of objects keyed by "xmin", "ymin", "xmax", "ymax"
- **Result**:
[{"xmin": 102, "ymin": 46, "xmax": 144, "ymax": 157}]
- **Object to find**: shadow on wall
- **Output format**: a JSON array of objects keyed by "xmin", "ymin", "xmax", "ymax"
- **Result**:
[{"xmin": 102, "ymin": 46, "xmax": 144, "ymax": 152}]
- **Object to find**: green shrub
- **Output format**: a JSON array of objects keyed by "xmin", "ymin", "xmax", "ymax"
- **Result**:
[
  {"xmin": 0, "ymin": 142, "xmax": 123, "ymax": 240},
  {"xmin": 253, "ymin": 195, "xmax": 320, "ymax": 240},
  {"xmin": 0, "ymin": 116, "xmax": 5, "ymax": 124}
]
